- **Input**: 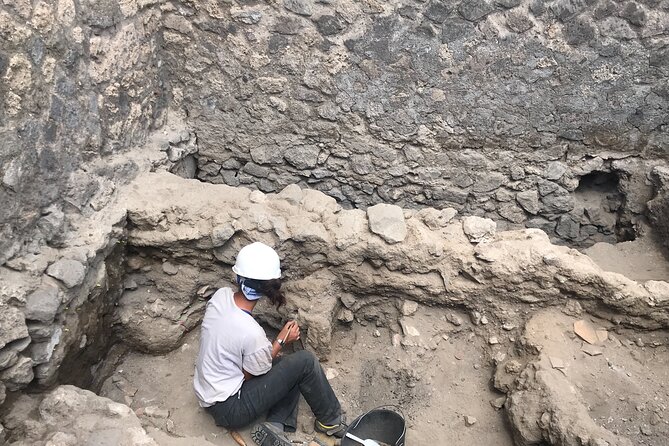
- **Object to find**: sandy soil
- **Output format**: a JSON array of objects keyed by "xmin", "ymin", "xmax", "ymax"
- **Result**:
[
  {"xmin": 100, "ymin": 305, "xmax": 514, "ymax": 445},
  {"xmin": 524, "ymin": 309, "xmax": 669, "ymax": 446},
  {"xmin": 584, "ymin": 236, "xmax": 669, "ymax": 282}
]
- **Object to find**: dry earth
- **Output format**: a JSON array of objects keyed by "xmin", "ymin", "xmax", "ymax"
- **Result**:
[
  {"xmin": 100, "ymin": 306, "xmax": 515, "ymax": 446},
  {"xmin": 92, "ymin": 236, "xmax": 669, "ymax": 446}
]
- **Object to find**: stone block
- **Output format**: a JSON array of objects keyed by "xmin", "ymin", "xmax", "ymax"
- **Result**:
[
  {"xmin": 0, "ymin": 355, "xmax": 34, "ymax": 391},
  {"xmin": 283, "ymin": 0, "xmax": 312, "ymax": 16},
  {"xmin": 367, "ymin": 204, "xmax": 407, "ymax": 244},
  {"xmin": 24, "ymin": 281, "xmax": 61, "ymax": 323},
  {"xmin": 555, "ymin": 215, "xmax": 580, "ymax": 240},
  {"xmin": 462, "ymin": 216, "xmax": 497, "ymax": 243},
  {"xmin": 46, "ymin": 259, "xmax": 86, "ymax": 289},
  {"xmin": 27, "ymin": 322, "xmax": 54, "ymax": 341},
  {"xmin": 516, "ymin": 190, "xmax": 540, "ymax": 214},
  {"xmin": 0, "ymin": 306, "xmax": 29, "ymax": 350},
  {"xmin": 316, "ymin": 15, "xmax": 345, "ymax": 35}
]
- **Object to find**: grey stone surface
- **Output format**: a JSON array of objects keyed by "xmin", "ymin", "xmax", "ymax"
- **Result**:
[
  {"xmin": 516, "ymin": 190, "xmax": 540, "ymax": 215},
  {"xmin": 24, "ymin": 281, "xmax": 61, "ymax": 323},
  {"xmin": 0, "ymin": 356, "xmax": 34, "ymax": 391},
  {"xmin": 172, "ymin": 0, "xmax": 669, "ymax": 247},
  {"xmin": 0, "ymin": 306, "xmax": 29, "ymax": 350},
  {"xmin": 0, "ymin": 4, "xmax": 166, "ymax": 266},
  {"xmin": 46, "ymin": 259, "xmax": 86, "ymax": 288},
  {"xmin": 367, "ymin": 203, "xmax": 407, "ymax": 244}
]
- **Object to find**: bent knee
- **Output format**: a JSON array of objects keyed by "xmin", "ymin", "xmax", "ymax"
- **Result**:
[{"xmin": 292, "ymin": 349, "xmax": 319, "ymax": 370}]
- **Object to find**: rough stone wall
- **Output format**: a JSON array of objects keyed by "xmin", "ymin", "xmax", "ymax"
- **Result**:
[
  {"xmin": 0, "ymin": 0, "xmax": 168, "ymax": 264},
  {"xmin": 118, "ymin": 172, "xmax": 669, "ymax": 361},
  {"xmin": 167, "ymin": 0, "xmax": 669, "ymax": 246}
]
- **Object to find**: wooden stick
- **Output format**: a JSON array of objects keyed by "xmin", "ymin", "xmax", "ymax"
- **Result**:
[{"xmin": 230, "ymin": 430, "xmax": 247, "ymax": 446}]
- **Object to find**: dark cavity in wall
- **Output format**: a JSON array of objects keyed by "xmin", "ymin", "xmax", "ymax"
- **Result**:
[
  {"xmin": 574, "ymin": 171, "xmax": 636, "ymax": 244},
  {"xmin": 51, "ymin": 245, "xmax": 127, "ymax": 393}
]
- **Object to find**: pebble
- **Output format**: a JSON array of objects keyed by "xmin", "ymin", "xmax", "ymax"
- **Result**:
[
  {"xmin": 489, "ymin": 336, "xmax": 499, "ymax": 345},
  {"xmin": 373, "ymin": 329, "xmax": 381, "ymax": 337},
  {"xmin": 446, "ymin": 313, "xmax": 463, "ymax": 326},
  {"xmin": 490, "ymin": 396, "xmax": 506, "ymax": 409},
  {"xmin": 162, "ymin": 262, "xmax": 178, "ymax": 275},
  {"xmin": 465, "ymin": 416, "xmax": 477, "ymax": 426}
]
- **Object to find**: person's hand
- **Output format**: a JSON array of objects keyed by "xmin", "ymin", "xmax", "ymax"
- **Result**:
[{"xmin": 277, "ymin": 320, "xmax": 300, "ymax": 345}]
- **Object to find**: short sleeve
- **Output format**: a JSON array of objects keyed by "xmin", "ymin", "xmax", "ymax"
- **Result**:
[{"xmin": 242, "ymin": 334, "xmax": 272, "ymax": 376}]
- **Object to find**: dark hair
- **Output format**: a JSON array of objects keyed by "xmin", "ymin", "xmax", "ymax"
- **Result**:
[{"xmin": 241, "ymin": 277, "xmax": 286, "ymax": 308}]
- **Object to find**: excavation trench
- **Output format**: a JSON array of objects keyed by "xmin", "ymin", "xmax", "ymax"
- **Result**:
[{"xmin": 3, "ymin": 173, "xmax": 669, "ymax": 446}]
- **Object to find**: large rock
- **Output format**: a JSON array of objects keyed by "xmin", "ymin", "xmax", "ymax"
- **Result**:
[
  {"xmin": 0, "ymin": 355, "xmax": 34, "ymax": 391},
  {"xmin": 367, "ymin": 203, "xmax": 407, "ymax": 244},
  {"xmin": 24, "ymin": 280, "xmax": 61, "ymax": 323},
  {"xmin": 0, "ymin": 305, "xmax": 29, "ymax": 349},
  {"xmin": 5, "ymin": 385, "xmax": 157, "ymax": 445},
  {"xmin": 462, "ymin": 216, "xmax": 497, "ymax": 243},
  {"xmin": 46, "ymin": 259, "xmax": 86, "ymax": 288}
]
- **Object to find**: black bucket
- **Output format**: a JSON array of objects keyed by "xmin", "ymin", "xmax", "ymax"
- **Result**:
[{"xmin": 341, "ymin": 406, "xmax": 406, "ymax": 446}]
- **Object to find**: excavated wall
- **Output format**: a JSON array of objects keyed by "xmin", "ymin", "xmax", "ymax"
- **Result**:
[
  {"xmin": 3, "ymin": 172, "xmax": 669, "ymax": 445},
  {"xmin": 167, "ymin": 0, "xmax": 669, "ymax": 246},
  {"xmin": 1, "ymin": 0, "xmax": 669, "ymax": 444},
  {"xmin": 0, "ymin": 0, "xmax": 168, "ymax": 265}
]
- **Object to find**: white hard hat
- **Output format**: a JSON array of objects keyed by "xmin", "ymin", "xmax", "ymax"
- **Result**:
[{"xmin": 232, "ymin": 242, "xmax": 281, "ymax": 280}]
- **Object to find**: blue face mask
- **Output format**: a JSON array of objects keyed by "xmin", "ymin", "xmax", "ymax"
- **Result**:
[{"xmin": 236, "ymin": 276, "xmax": 263, "ymax": 301}]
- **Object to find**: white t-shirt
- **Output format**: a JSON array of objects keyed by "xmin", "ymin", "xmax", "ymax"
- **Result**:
[{"xmin": 193, "ymin": 287, "xmax": 273, "ymax": 407}]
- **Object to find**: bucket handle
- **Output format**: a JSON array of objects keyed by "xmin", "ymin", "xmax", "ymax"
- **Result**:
[{"xmin": 349, "ymin": 405, "xmax": 406, "ymax": 446}]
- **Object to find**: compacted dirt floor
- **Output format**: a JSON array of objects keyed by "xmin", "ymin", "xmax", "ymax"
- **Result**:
[
  {"xmin": 100, "ymin": 306, "xmax": 514, "ymax": 446},
  {"xmin": 96, "ymin": 235, "xmax": 669, "ymax": 446}
]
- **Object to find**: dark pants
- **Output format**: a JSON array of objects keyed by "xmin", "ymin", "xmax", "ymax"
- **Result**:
[{"xmin": 205, "ymin": 350, "xmax": 341, "ymax": 432}]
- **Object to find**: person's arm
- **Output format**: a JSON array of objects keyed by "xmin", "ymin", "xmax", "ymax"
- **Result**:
[{"xmin": 243, "ymin": 321, "xmax": 300, "ymax": 380}]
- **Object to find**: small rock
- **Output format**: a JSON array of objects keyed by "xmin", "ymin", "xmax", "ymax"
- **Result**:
[
  {"xmin": 465, "ymin": 416, "xmax": 477, "ymax": 426},
  {"xmin": 325, "ymin": 368, "xmax": 339, "ymax": 380},
  {"xmin": 391, "ymin": 333, "xmax": 402, "ymax": 347},
  {"xmin": 400, "ymin": 319, "xmax": 420, "ymax": 337},
  {"xmin": 283, "ymin": 0, "xmax": 313, "ymax": 16},
  {"xmin": 502, "ymin": 323, "xmax": 516, "ymax": 331},
  {"xmin": 144, "ymin": 406, "xmax": 170, "ymax": 419},
  {"xmin": 162, "ymin": 262, "xmax": 179, "ymax": 275},
  {"xmin": 124, "ymin": 279, "xmax": 138, "ymax": 291},
  {"xmin": 488, "ymin": 336, "xmax": 499, "ymax": 345},
  {"xmin": 493, "ymin": 352, "xmax": 507, "ymax": 364},
  {"xmin": 640, "ymin": 424, "xmax": 652, "ymax": 436},
  {"xmin": 249, "ymin": 190, "xmax": 266, "ymax": 203},
  {"xmin": 454, "ymin": 353, "xmax": 463, "ymax": 360},
  {"xmin": 373, "ymin": 329, "xmax": 381, "ymax": 338},
  {"xmin": 446, "ymin": 313, "xmax": 463, "ymax": 326},
  {"xmin": 337, "ymin": 308, "xmax": 354, "ymax": 324},
  {"xmin": 462, "ymin": 216, "xmax": 496, "ymax": 243},
  {"xmin": 166, "ymin": 418, "xmax": 176, "ymax": 434},
  {"xmin": 480, "ymin": 315, "xmax": 489, "ymax": 325},
  {"xmin": 504, "ymin": 360, "xmax": 522, "ymax": 373},
  {"xmin": 470, "ymin": 311, "xmax": 482, "ymax": 325},
  {"xmin": 650, "ymin": 412, "xmax": 661, "ymax": 425},
  {"xmin": 400, "ymin": 300, "xmax": 419, "ymax": 316},
  {"xmin": 490, "ymin": 396, "xmax": 506, "ymax": 409}
]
